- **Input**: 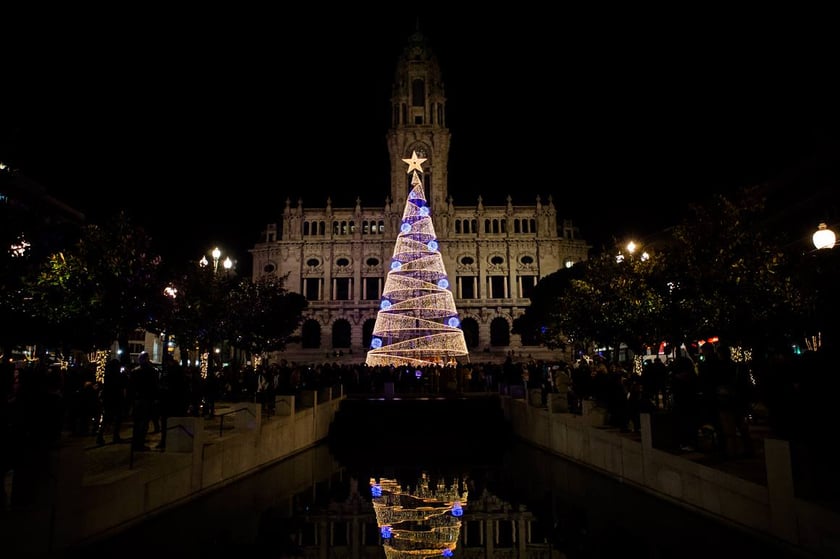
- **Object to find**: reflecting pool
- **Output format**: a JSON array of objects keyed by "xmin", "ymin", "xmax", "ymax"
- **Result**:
[{"xmin": 72, "ymin": 434, "xmax": 805, "ymax": 559}]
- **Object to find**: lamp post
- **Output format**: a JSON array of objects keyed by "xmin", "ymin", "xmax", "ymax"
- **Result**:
[
  {"xmin": 161, "ymin": 285, "xmax": 178, "ymax": 364},
  {"xmin": 199, "ymin": 247, "xmax": 233, "ymax": 275},
  {"xmin": 615, "ymin": 240, "xmax": 653, "ymax": 367},
  {"xmin": 809, "ymin": 223, "xmax": 837, "ymax": 351},
  {"xmin": 198, "ymin": 247, "xmax": 236, "ymax": 377},
  {"xmin": 616, "ymin": 240, "xmax": 650, "ymax": 263}
]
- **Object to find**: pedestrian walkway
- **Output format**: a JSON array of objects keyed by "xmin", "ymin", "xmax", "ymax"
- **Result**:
[
  {"xmin": 81, "ymin": 402, "xmax": 246, "ymax": 482},
  {"xmin": 49, "ymin": 396, "xmax": 840, "ymax": 517},
  {"xmin": 680, "ymin": 422, "xmax": 771, "ymax": 486},
  {"xmin": 607, "ymin": 421, "xmax": 770, "ymax": 486}
]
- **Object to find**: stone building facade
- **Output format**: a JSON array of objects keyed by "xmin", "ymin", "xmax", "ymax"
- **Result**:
[{"xmin": 249, "ymin": 29, "xmax": 589, "ymax": 362}]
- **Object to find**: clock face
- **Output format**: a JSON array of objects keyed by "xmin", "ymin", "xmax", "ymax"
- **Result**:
[{"xmin": 413, "ymin": 147, "xmax": 427, "ymax": 158}]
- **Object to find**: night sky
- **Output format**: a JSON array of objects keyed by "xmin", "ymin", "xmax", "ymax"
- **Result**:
[{"xmin": 3, "ymin": 8, "xmax": 838, "ymax": 265}]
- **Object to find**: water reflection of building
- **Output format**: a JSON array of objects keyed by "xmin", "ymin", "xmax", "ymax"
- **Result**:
[{"xmin": 289, "ymin": 473, "xmax": 560, "ymax": 558}]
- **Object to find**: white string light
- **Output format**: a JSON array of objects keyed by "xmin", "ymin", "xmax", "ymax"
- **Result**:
[{"xmin": 367, "ymin": 161, "xmax": 468, "ymax": 367}]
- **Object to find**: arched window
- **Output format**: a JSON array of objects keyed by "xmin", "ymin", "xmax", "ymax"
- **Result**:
[
  {"xmin": 412, "ymin": 78, "xmax": 425, "ymax": 107},
  {"xmin": 460, "ymin": 317, "xmax": 480, "ymax": 348},
  {"xmin": 331, "ymin": 320, "xmax": 351, "ymax": 349},
  {"xmin": 301, "ymin": 320, "xmax": 321, "ymax": 349},
  {"xmin": 490, "ymin": 317, "xmax": 510, "ymax": 347}
]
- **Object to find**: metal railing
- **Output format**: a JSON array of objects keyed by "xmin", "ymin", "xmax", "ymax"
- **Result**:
[
  {"xmin": 129, "ymin": 423, "xmax": 194, "ymax": 469},
  {"xmin": 217, "ymin": 406, "xmax": 256, "ymax": 437}
]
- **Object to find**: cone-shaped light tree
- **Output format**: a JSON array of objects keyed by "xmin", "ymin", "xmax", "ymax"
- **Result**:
[{"xmin": 366, "ymin": 151, "xmax": 469, "ymax": 367}]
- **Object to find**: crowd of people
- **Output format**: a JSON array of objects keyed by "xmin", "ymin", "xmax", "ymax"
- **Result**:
[{"xmin": 2, "ymin": 342, "xmax": 838, "ymax": 509}]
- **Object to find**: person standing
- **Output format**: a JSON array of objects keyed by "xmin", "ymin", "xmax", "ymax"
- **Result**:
[
  {"xmin": 128, "ymin": 352, "xmax": 158, "ymax": 451},
  {"xmin": 203, "ymin": 369, "xmax": 218, "ymax": 418},
  {"xmin": 96, "ymin": 359, "xmax": 126, "ymax": 445},
  {"xmin": 553, "ymin": 363, "xmax": 573, "ymax": 413},
  {"xmin": 156, "ymin": 356, "xmax": 187, "ymax": 450},
  {"xmin": 670, "ymin": 356, "xmax": 701, "ymax": 451}
]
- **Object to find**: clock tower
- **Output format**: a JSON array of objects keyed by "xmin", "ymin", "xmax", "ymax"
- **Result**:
[
  {"xmin": 250, "ymin": 24, "xmax": 590, "ymax": 364},
  {"xmin": 386, "ymin": 26, "xmax": 450, "ymax": 223}
]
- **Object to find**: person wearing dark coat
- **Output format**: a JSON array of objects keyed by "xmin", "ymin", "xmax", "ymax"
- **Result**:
[
  {"xmin": 156, "ymin": 357, "xmax": 187, "ymax": 450},
  {"xmin": 128, "ymin": 352, "xmax": 158, "ymax": 451},
  {"xmin": 96, "ymin": 359, "xmax": 127, "ymax": 445}
]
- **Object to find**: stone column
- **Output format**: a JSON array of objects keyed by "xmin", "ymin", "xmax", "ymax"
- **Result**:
[{"xmin": 765, "ymin": 438, "xmax": 798, "ymax": 544}]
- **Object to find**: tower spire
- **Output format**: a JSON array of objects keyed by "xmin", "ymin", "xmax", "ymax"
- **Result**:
[{"xmin": 388, "ymin": 28, "xmax": 450, "ymax": 214}]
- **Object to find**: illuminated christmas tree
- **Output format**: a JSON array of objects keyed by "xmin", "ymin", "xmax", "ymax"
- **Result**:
[{"xmin": 366, "ymin": 151, "xmax": 469, "ymax": 367}]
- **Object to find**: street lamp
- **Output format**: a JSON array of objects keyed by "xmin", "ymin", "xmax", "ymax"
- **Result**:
[
  {"xmin": 212, "ymin": 247, "xmax": 221, "ymax": 272},
  {"xmin": 616, "ymin": 240, "xmax": 650, "ymax": 263},
  {"xmin": 813, "ymin": 222, "xmax": 836, "ymax": 250},
  {"xmin": 200, "ymin": 247, "xmax": 233, "ymax": 275},
  {"xmin": 616, "ymin": 240, "xmax": 653, "ymax": 368},
  {"xmin": 161, "ymin": 285, "xmax": 178, "ymax": 363},
  {"xmin": 197, "ymin": 247, "xmax": 235, "ymax": 377},
  {"xmin": 808, "ymin": 222, "xmax": 837, "ymax": 352}
]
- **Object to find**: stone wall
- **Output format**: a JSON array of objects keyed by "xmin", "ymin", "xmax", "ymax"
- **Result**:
[
  {"xmin": 3, "ymin": 390, "xmax": 343, "ymax": 555},
  {"xmin": 500, "ymin": 395, "xmax": 840, "ymax": 558}
]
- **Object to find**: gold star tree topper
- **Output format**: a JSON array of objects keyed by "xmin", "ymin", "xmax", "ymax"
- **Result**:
[{"xmin": 402, "ymin": 150, "xmax": 427, "ymax": 174}]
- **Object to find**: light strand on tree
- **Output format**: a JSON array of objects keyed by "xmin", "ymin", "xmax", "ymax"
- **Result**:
[{"xmin": 367, "ymin": 155, "xmax": 469, "ymax": 367}]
